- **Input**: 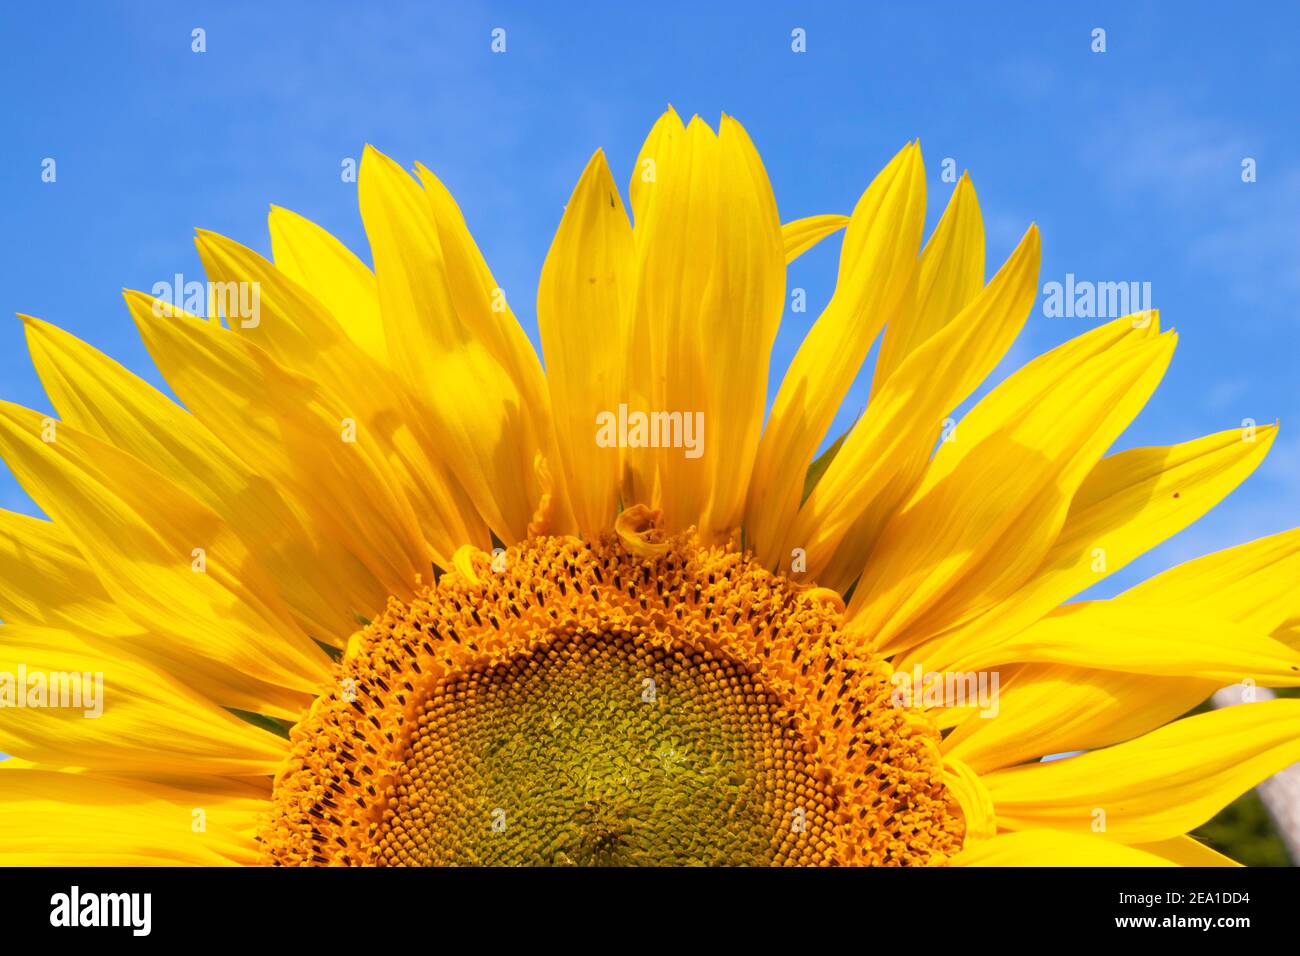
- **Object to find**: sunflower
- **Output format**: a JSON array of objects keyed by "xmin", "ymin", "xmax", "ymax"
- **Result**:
[{"xmin": 2, "ymin": 108, "xmax": 1298, "ymax": 868}]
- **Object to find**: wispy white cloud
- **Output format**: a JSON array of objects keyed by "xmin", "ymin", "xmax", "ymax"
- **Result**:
[
  {"xmin": 1205, "ymin": 378, "xmax": 1249, "ymax": 412},
  {"xmin": 1084, "ymin": 93, "xmax": 1300, "ymax": 315}
]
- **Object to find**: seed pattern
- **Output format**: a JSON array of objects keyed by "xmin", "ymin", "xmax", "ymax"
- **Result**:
[
  {"xmin": 260, "ymin": 514, "xmax": 964, "ymax": 866},
  {"xmin": 380, "ymin": 633, "xmax": 840, "ymax": 865}
]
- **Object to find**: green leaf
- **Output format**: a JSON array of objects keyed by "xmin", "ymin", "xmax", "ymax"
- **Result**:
[
  {"xmin": 802, "ymin": 425, "xmax": 853, "ymax": 504},
  {"xmin": 227, "ymin": 708, "xmax": 295, "ymax": 740},
  {"xmin": 315, "ymin": 638, "xmax": 344, "ymax": 662}
]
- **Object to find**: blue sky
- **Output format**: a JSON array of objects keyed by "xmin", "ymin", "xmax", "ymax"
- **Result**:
[{"xmin": 1, "ymin": 0, "xmax": 1297, "ymax": 599}]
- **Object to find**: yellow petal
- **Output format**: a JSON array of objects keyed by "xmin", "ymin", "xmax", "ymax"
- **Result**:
[
  {"xmin": 1123, "ymin": 523, "xmax": 1300, "ymax": 634},
  {"xmin": 267, "ymin": 204, "xmax": 387, "ymax": 359},
  {"xmin": 942, "ymin": 664, "xmax": 1216, "ymax": 773},
  {"xmin": 1273, "ymin": 618, "xmax": 1300, "ymax": 651},
  {"xmin": 359, "ymin": 146, "xmax": 550, "ymax": 541},
  {"xmin": 194, "ymin": 228, "xmax": 352, "ymax": 367},
  {"xmin": 983, "ymin": 698, "xmax": 1300, "ymax": 843},
  {"xmin": 943, "ymin": 757, "xmax": 996, "ymax": 840},
  {"xmin": 0, "ymin": 509, "xmax": 138, "ymax": 637},
  {"xmin": 193, "ymin": 231, "xmax": 486, "ymax": 563},
  {"xmin": 0, "ymin": 400, "xmax": 328, "ymax": 717},
  {"xmin": 901, "ymin": 424, "xmax": 1277, "ymax": 676},
  {"xmin": 125, "ymin": 290, "xmax": 435, "ymax": 598},
  {"xmin": 852, "ymin": 323, "xmax": 1175, "ymax": 654},
  {"xmin": 416, "ymin": 161, "xmax": 574, "ymax": 534},
  {"xmin": 871, "ymin": 170, "xmax": 985, "ymax": 394},
  {"xmin": 914, "ymin": 309, "xmax": 1160, "ymax": 494},
  {"xmin": 628, "ymin": 106, "xmax": 685, "ymax": 225},
  {"xmin": 1136, "ymin": 836, "xmax": 1242, "ymax": 867},
  {"xmin": 746, "ymin": 142, "xmax": 925, "ymax": 566},
  {"xmin": 781, "ymin": 214, "xmax": 849, "ymax": 263},
  {"xmin": 629, "ymin": 113, "xmax": 785, "ymax": 541},
  {"xmin": 538, "ymin": 150, "xmax": 635, "ymax": 538},
  {"xmin": 0, "ymin": 766, "xmax": 262, "ymax": 865},
  {"xmin": 952, "ymin": 830, "xmax": 1175, "ymax": 866},
  {"xmin": 23, "ymin": 314, "xmax": 376, "ymax": 642},
  {"xmin": 945, "ymin": 601, "xmax": 1300, "ymax": 685},
  {"xmin": 622, "ymin": 108, "xmax": 685, "ymax": 510},
  {"xmin": 796, "ymin": 224, "xmax": 1040, "ymax": 588},
  {"xmin": 0, "ymin": 623, "xmax": 288, "ymax": 776},
  {"xmin": 824, "ymin": 174, "xmax": 985, "ymax": 592}
]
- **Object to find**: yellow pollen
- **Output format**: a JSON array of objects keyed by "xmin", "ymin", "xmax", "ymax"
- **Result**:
[{"xmin": 259, "ymin": 528, "xmax": 965, "ymax": 866}]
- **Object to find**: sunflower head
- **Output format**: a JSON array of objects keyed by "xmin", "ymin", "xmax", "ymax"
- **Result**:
[
  {"xmin": 2, "ymin": 108, "xmax": 1298, "ymax": 869},
  {"xmin": 261, "ymin": 518, "xmax": 963, "ymax": 866}
]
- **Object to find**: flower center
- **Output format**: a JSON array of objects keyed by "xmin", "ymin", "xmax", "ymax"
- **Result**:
[
  {"xmin": 383, "ymin": 631, "xmax": 837, "ymax": 865},
  {"xmin": 260, "ymin": 516, "xmax": 964, "ymax": 866}
]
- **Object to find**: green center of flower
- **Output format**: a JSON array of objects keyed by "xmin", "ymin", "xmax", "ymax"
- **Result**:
[{"xmin": 376, "ymin": 631, "xmax": 839, "ymax": 866}]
